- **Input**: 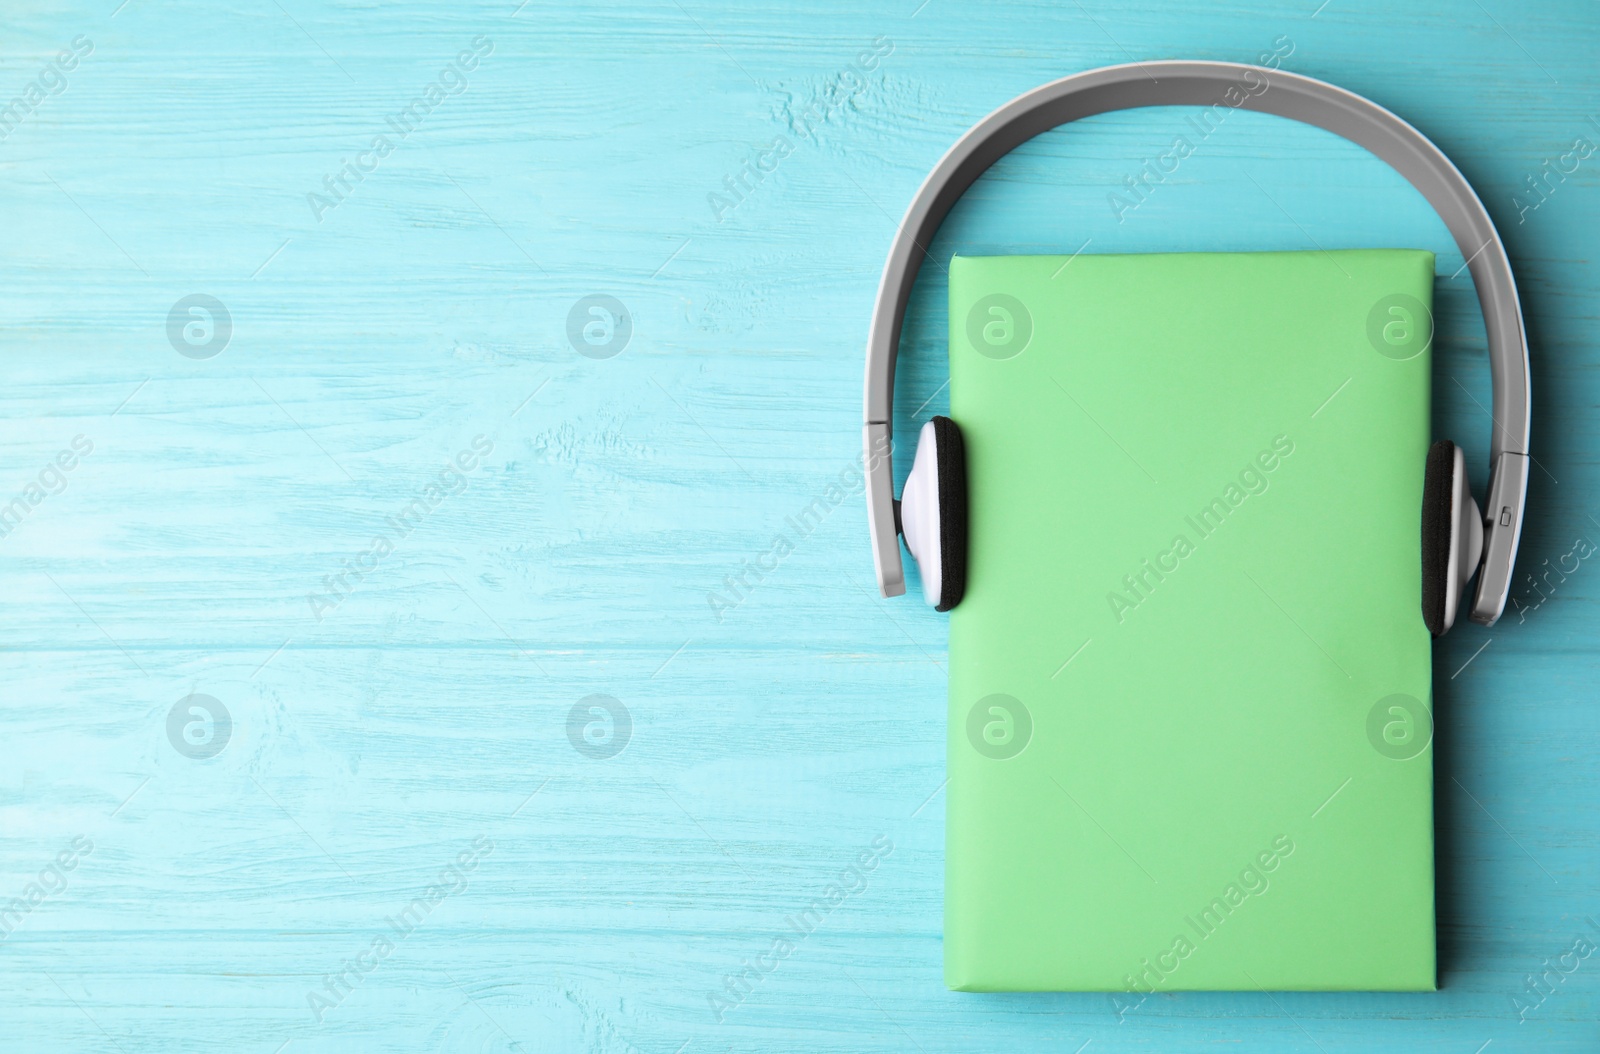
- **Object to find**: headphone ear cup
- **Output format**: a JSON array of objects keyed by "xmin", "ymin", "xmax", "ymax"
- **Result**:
[
  {"xmin": 899, "ymin": 416, "xmax": 968, "ymax": 610},
  {"xmin": 1421, "ymin": 440, "xmax": 1484, "ymax": 637},
  {"xmin": 931, "ymin": 416, "xmax": 968, "ymax": 612}
]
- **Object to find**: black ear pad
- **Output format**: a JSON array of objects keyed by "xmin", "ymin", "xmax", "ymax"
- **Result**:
[
  {"xmin": 1420, "ymin": 440, "xmax": 1456, "ymax": 637},
  {"xmin": 931, "ymin": 415, "xmax": 968, "ymax": 612}
]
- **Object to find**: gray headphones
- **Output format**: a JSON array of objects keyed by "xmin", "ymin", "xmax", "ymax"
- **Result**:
[{"xmin": 863, "ymin": 61, "xmax": 1530, "ymax": 635}]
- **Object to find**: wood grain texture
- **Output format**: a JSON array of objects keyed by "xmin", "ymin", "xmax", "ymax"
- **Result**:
[{"xmin": 0, "ymin": 0, "xmax": 1595, "ymax": 1050}]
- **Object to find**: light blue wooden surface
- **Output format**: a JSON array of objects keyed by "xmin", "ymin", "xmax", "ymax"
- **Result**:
[{"xmin": 1, "ymin": 0, "xmax": 1596, "ymax": 1050}]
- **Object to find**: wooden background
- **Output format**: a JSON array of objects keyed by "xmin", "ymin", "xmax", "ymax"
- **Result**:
[{"xmin": 0, "ymin": 0, "xmax": 1595, "ymax": 1050}]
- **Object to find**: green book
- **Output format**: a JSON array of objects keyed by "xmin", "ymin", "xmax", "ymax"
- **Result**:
[{"xmin": 945, "ymin": 249, "xmax": 1437, "ymax": 996}]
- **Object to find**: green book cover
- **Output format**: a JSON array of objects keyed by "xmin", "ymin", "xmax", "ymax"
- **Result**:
[{"xmin": 945, "ymin": 249, "xmax": 1437, "ymax": 995}]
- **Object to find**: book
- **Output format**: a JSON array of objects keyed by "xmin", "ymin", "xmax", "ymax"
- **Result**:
[{"xmin": 945, "ymin": 249, "xmax": 1437, "ymax": 994}]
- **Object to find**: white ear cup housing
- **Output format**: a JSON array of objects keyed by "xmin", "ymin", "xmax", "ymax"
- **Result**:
[
  {"xmin": 1444, "ymin": 443, "xmax": 1485, "ymax": 634},
  {"xmin": 1423, "ymin": 440, "xmax": 1485, "ymax": 636},
  {"xmin": 898, "ymin": 417, "xmax": 968, "ymax": 610},
  {"xmin": 900, "ymin": 421, "xmax": 944, "ymax": 607}
]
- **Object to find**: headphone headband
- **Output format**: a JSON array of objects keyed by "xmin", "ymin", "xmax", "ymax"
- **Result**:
[{"xmin": 864, "ymin": 60, "xmax": 1529, "ymax": 626}]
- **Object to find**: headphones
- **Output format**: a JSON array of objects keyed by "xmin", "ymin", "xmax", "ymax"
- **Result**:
[{"xmin": 864, "ymin": 61, "xmax": 1530, "ymax": 635}]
